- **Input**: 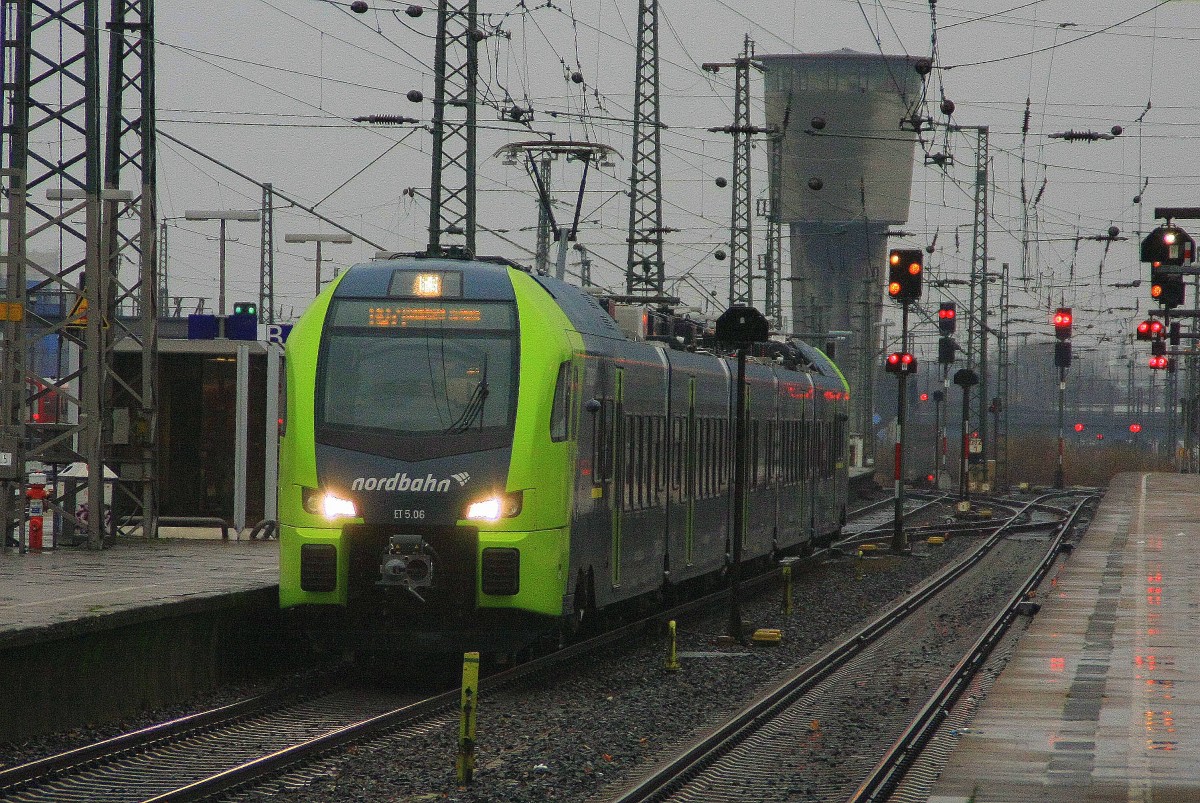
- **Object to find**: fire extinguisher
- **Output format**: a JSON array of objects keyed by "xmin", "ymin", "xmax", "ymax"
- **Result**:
[{"xmin": 27, "ymin": 471, "xmax": 47, "ymax": 551}]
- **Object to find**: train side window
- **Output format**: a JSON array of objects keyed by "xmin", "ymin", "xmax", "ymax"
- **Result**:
[
  {"xmin": 751, "ymin": 420, "xmax": 760, "ymax": 487},
  {"xmin": 642, "ymin": 415, "xmax": 651, "ymax": 508},
  {"xmin": 644, "ymin": 416, "xmax": 653, "ymax": 508},
  {"xmin": 650, "ymin": 417, "xmax": 660, "ymax": 506},
  {"xmin": 820, "ymin": 422, "xmax": 830, "ymax": 478},
  {"xmin": 715, "ymin": 420, "xmax": 724, "ymax": 489},
  {"xmin": 654, "ymin": 416, "xmax": 663, "ymax": 506},
  {"xmin": 800, "ymin": 421, "xmax": 810, "ymax": 481},
  {"xmin": 550, "ymin": 361, "xmax": 572, "ymax": 442},
  {"xmin": 594, "ymin": 400, "xmax": 608, "ymax": 482},
  {"xmin": 662, "ymin": 417, "xmax": 672, "ymax": 504},
  {"xmin": 693, "ymin": 419, "xmax": 702, "ymax": 499},
  {"xmin": 766, "ymin": 419, "xmax": 775, "ymax": 484},
  {"xmin": 637, "ymin": 416, "xmax": 647, "ymax": 509},
  {"xmin": 672, "ymin": 416, "xmax": 683, "ymax": 493},
  {"xmin": 629, "ymin": 415, "xmax": 639, "ymax": 510},
  {"xmin": 793, "ymin": 420, "xmax": 800, "ymax": 483},
  {"xmin": 708, "ymin": 418, "xmax": 716, "ymax": 495}
]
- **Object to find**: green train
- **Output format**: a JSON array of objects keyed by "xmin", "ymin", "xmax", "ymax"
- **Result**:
[{"xmin": 278, "ymin": 255, "xmax": 849, "ymax": 654}]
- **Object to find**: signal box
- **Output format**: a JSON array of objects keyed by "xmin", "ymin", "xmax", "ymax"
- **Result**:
[
  {"xmin": 887, "ymin": 249, "xmax": 923, "ymax": 301},
  {"xmin": 885, "ymin": 351, "xmax": 917, "ymax": 374}
]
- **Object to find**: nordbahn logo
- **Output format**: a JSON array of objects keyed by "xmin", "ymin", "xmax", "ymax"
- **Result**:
[{"xmin": 351, "ymin": 471, "xmax": 468, "ymax": 493}]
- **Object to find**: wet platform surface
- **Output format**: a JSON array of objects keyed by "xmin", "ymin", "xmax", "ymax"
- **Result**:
[
  {"xmin": 929, "ymin": 472, "xmax": 1200, "ymax": 802},
  {"xmin": 0, "ymin": 537, "xmax": 278, "ymax": 646}
]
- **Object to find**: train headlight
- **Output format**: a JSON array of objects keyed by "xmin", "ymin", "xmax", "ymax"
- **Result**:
[
  {"xmin": 302, "ymin": 487, "xmax": 358, "ymax": 520},
  {"xmin": 465, "ymin": 491, "xmax": 522, "ymax": 521}
]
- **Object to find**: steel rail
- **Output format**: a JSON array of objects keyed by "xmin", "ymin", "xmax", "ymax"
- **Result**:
[
  {"xmin": 1, "ymin": 492, "xmax": 921, "ymax": 802},
  {"xmin": 607, "ymin": 493, "xmax": 1069, "ymax": 803},
  {"xmin": 0, "ymin": 675, "xmax": 342, "ymax": 792},
  {"xmin": 847, "ymin": 493, "xmax": 1099, "ymax": 802}
]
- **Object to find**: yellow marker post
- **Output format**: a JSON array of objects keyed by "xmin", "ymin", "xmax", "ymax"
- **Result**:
[
  {"xmin": 457, "ymin": 651, "xmax": 480, "ymax": 784},
  {"xmin": 781, "ymin": 565, "xmax": 793, "ymax": 616},
  {"xmin": 665, "ymin": 620, "xmax": 681, "ymax": 671}
]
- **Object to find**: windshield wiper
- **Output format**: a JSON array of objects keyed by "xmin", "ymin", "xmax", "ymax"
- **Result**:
[{"xmin": 444, "ymin": 354, "xmax": 489, "ymax": 434}]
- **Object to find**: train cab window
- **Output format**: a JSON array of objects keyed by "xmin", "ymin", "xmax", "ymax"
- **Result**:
[
  {"xmin": 316, "ymin": 299, "xmax": 517, "ymax": 459},
  {"xmin": 550, "ymin": 361, "xmax": 572, "ymax": 442}
]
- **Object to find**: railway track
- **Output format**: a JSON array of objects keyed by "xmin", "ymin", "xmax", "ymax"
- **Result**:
[
  {"xmin": 607, "ymin": 491, "xmax": 1097, "ymax": 803},
  {"xmin": 0, "ymin": 494, "xmax": 957, "ymax": 803}
]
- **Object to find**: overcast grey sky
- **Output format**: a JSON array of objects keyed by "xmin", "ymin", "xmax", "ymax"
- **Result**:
[{"xmin": 157, "ymin": 0, "xmax": 1197, "ymax": 366}]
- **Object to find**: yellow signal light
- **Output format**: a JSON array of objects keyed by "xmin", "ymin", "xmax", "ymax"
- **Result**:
[
  {"xmin": 1152, "ymin": 284, "xmax": 1163, "ymax": 298},
  {"xmin": 888, "ymin": 281, "xmax": 902, "ymax": 296},
  {"xmin": 908, "ymin": 262, "xmax": 921, "ymax": 275},
  {"xmin": 889, "ymin": 252, "xmax": 901, "ymax": 265}
]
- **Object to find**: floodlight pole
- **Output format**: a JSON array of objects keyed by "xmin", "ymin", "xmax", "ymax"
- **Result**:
[
  {"xmin": 284, "ymin": 232, "xmax": 354, "ymax": 297},
  {"xmin": 185, "ymin": 210, "xmax": 261, "ymax": 315}
]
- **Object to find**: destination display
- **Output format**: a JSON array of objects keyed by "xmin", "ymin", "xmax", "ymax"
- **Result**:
[{"xmin": 330, "ymin": 299, "xmax": 515, "ymax": 330}]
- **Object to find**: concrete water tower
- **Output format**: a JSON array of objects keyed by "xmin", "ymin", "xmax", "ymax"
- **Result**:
[{"xmin": 760, "ymin": 50, "xmax": 925, "ymax": 466}]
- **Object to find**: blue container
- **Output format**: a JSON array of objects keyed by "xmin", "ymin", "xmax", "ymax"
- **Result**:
[
  {"xmin": 187, "ymin": 314, "xmax": 218, "ymax": 340},
  {"xmin": 224, "ymin": 313, "xmax": 258, "ymax": 341}
]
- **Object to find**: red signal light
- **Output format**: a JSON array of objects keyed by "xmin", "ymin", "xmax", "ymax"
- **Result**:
[
  {"xmin": 1130, "ymin": 423, "xmax": 1142, "ymax": 434},
  {"xmin": 919, "ymin": 393, "xmax": 929, "ymax": 401},
  {"xmin": 1054, "ymin": 311, "xmax": 1072, "ymax": 327},
  {"xmin": 1096, "ymin": 433, "xmax": 1104, "ymax": 441},
  {"xmin": 1074, "ymin": 423, "xmax": 1084, "ymax": 433},
  {"xmin": 1150, "ymin": 355, "xmax": 1168, "ymax": 369},
  {"xmin": 887, "ymin": 353, "xmax": 900, "ymax": 366},
  {"xmin": 938, "ymin": 307, "xmax": 955, "ymax": 320}
]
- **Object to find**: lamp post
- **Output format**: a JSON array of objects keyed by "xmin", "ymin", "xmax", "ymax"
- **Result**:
[
  {"xmin": 184, "ymin": 210, "xmax": 262, "ymax": 315},
  {"xmin": 285, "ymin": 233, "xmax": 354, "ymax": 297}
]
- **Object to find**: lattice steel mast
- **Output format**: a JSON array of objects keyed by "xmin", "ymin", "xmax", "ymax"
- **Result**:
[
  {"xmin": 104, "ymin": 0, "xmax": 159, "ymax": 539},
  {"xmin": 706, "ymin": 36, "xmax": 768, "ymax": 309},
  {"xmin": 963, "ymin": 126, "xmax": 989, "ymax": 484},
  {"xmin": 259, "ymin": 183, "xmax": 274, "ymax": 323},
  {"xmin": 427, "ymin": 0, "xmax": 478, "ymax": 257},
  {"xmin": 625, "ymin": 0, "xmax": 665, "ymax": 296},
  {"xmin": 2, "ymin": 0, "xmax": 107, "ymax": 548},
  {"xmin": 762, "ymin": 126, "xmax": 784, "ymax": 326}
]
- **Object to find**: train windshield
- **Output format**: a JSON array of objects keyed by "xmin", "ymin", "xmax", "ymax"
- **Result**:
[{"xmin": 316, "ymin": 300, "xmax": 518, "ymax": 450}]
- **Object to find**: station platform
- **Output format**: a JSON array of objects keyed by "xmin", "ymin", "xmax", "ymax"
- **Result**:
[
  {"xmin": 0, "ymin": 536, "xmax": 278, "ymax": 647},
  {"xmin": 929, "ymin": 472, "xmax": 1200, "ymax": 801},
  {"xmin": 0, "ymin": 536, "xmax": 283, "ymax": 741}
]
